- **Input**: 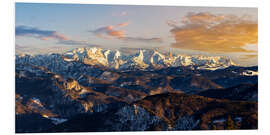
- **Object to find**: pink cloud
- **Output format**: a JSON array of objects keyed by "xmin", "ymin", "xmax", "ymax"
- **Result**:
[
  {"xmin": 90, "ymin": 22, "xmax": 162, "ymax": 43},
  {"xmin": 91, "ymin": 24, "xmax": 126, "ymax": 39},
  {"xmin": 40, "ymin": 33, "xmax": 69, "ymax": 41},
  {"xmin": 117, "ymin": 22, "xmax": 129, "ymax": 27},
  {"xmin": 121, "ymin": 11, "xmax": 127, "ymax": 16},
  {"xmin": 108, "ymin": 30, "xmax": 125, "ymax": 38}
]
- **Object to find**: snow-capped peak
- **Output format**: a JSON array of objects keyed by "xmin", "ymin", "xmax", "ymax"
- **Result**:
[
  {"xmin": 115, "ymin": 50, "xmax": 121, "ymax": 60},
  {"xmin": 132, "ymin": 50, "xmax": 149, "ymax": 68},
  {"xmin": 90, "ymin": 47, "xmax": 98, "ymax": 54},
  {"xmin": 17, "ymin": 47, "xmax": 237, "ymax": 71}
]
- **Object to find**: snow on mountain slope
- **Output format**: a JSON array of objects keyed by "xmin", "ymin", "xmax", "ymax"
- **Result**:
[{"xmin": 16, "ymin": 47, "xmax": 236, "ymax": 71}]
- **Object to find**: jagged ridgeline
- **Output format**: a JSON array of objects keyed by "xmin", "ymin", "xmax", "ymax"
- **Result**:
[
  {"xmin": 61, "ymin": 47, "xmax": 237, "ymax": 70},
  {"xmin": 17, "ymin": 47, "xmax": 236, "ymax": 71},
  {"xmin": 15, "ymin": 47, "xmax": 258, "ymax": 133}
]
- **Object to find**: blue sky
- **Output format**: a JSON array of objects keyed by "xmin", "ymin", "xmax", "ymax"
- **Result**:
[{"xmin": 15, "ymin": 3, "xmax": 258, "ymax": 66}]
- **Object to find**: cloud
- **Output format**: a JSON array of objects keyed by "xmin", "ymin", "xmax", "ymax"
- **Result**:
[
  {"xmin": 16, "ymin": 25, "xmax": 98, "ymax": 46},
  {"xmin": 90, "ymin": 23, "xmax": 162, "ymax": 43},
  {"xmin": 91, "ymin": 22, "xmax": 129, "ymax": 38},
  {"xmin": 168, "ymin": 12, "xmax": 258, "ymax": 53},
  {"xmin": 90, "ymin": 25, "xmax": 126, "ymax": 39},
  {"xmin": 89, "ymin": 25, "xmax": 124, "ymax": 37},
  {"xmin": 121, "ymin": 11, "xmax": 127, "ymax": 16},
  {"xmin": 16, "ymin": 25, "xmax": 69, "ymax": 41},
  {"xmin": 117, "ymin": 22, "xmax": 129, "ymax": 27},
  {"xmin": 15, "ymin": 44, "xmax": 28, "ymax": 49},
  {"xmin": 57, "ymin": 39, "xmax": 98, "ymax": 46},
  {"xmin": 122, "ymin": 37, "xmax": 162, "ymax": 43},
  {"xmin": 112, "ymin": 11, "xmax": 127, "ymax": 17},
  {"xmin": 108, "ymin": 30, "xmax": 125, "ymax": 38}
]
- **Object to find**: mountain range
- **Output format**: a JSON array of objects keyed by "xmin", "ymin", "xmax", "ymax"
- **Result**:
[
  {"xmin": 15, "ymin": 47, "xmax": 258, "ymax": 132},
  {"xmin": 17, "ymin": 47, "xmax": 236, "ymax": 71}
]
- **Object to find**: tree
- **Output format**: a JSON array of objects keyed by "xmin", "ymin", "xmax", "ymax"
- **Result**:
[
  {"xmin": 226, "ymin": 115, "xmax": 234, "ymax": 130},
  {"xmin": 173, "ymin": 116, "xmax": 200, "ymax": 130}
]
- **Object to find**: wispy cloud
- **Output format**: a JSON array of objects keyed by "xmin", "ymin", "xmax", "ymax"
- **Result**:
[
  {"xmin": 90, "ymin": 23, "xmax": 162, "ymax": 43},
  {"xmin": 117, "ymin": 22, "xmax": 129, "ymax": 27},
  {"xmin": 112, "ymin": 11, "xmax": 127, "ymax": 17},
  {"xmin": 121, "ymin": 11, "xmax": 127, "ymax": 16},
  {"xmin": 122, "ymin": 37, "xmax": 162, "ymax": 43},
  {"xmin": 90, "ymin": 22, "xmax": 128, "ymax": 39},
  {"xmin": 168, "ymin": 12, "xmax": 258, "ymax": 53},
  {"xmin": 15, "ymin": 25, "xmax": 96, "ymax": 46},
  {"xmin": 15, "ymin": 25, "xmax": 69, "ymax": 41},
  {"xmin": 91, "ymin": 25, "xmax": 125, "ymax": 39},
  {"xmin": 15, "ymin": 44, "xmax": 28, "ymax": 49},
  {"xmin": 57, "ymin": 39, "xmax": 97, "ymax": 46}
]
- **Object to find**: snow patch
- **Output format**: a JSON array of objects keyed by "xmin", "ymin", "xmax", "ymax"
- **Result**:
[
  {"xmin": 49, "ymin": 117, "xmax": 68, "ymax": 125},
  {"xmin": 241, "ymin": 70, "xmax": 258, "ymax": 76}
]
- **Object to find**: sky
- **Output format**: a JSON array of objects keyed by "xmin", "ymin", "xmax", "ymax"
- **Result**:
[{"xmin": 15, "ymin": 3, "xmax": 258, "ymax": 66}]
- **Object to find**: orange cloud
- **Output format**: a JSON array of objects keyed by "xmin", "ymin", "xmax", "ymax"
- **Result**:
[
  {"xmin": 40, "ymin": 33, "xmax": 69, "ymax": 41},
  {"xmin": 117, "ymin": 22, "xmax": 129, "ymax": 27},
  {"xmin": 182, "ymin": 12, "xmax": 226, "ymax": 25},
  {"xmin": 40, "ymin": 37, "xmax": 50, "ymax": 41},
  {"xmin": 91, "ymin": 22, "xmax": 162, "ymax": 43},
  {"xmin": 108, "ymin": 30, "xmax": 125, "ymax": 38},
  {"xmin": 93, "ymin": 24, "xmax": 126, "ymax": 38},
  {"xmin": 106, "ymin": 25, "xmax": 114, "ymax": 30},
  {"xmin": 169, "ymin": 12, "xmax": 258, "ymax": 53}
]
